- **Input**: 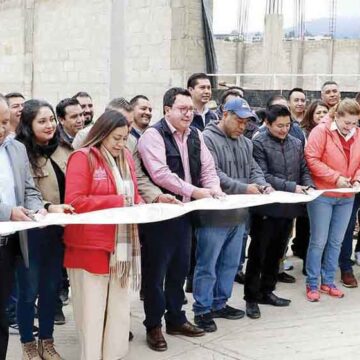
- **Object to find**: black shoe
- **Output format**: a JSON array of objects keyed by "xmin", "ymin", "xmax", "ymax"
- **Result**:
[
  {"xmin": 59, "ymin": 288, "xmax": 69, "ymax": 306},
  {"xmin": 211, "ymin": 305, "xmax": 245, "ymax": 320},
  {"xmin": 194, "ymin": 313, "xmax": 217, "ymax": 332},
  {"xmin": 234, "ymin": 271, "xmax": 245, "ymax": 284},
  {"xmin": 129, "ymin": 331, "xmax": 134, "ymax": 341},
  {"xmin": 54, "ymin": 308, "xmax": 66, "ymax": 325},
  {"xmin": 246, "ymin": 302, "xmax": 261, "ymax": 319},
  {"xmin": 259, "ymin": 293, "xmax": 291, "ymax": 307},
  {"xmin": 185, "ymin": 278, "xmax": 193, "ymax": 293},
  {"xmin": 278, "ymin": 272, "xmax": 296, "ymax": 283}
]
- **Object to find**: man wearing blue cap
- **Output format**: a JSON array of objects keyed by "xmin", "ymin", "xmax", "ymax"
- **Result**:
[{"xmin": 192, "ymin": 98, "xmax": 272, "ymax": 332}]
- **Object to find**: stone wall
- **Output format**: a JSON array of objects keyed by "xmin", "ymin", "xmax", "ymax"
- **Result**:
[{"xmin": 0, "ymin": 0, "xmax": 207, "ymax": 120}]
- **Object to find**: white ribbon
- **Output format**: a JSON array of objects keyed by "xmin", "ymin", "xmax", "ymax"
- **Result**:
[{"xmin": 0, "ymin": 188, "xmax": 358, "ymax": 235}]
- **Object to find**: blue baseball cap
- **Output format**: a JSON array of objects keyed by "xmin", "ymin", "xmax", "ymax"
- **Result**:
[{"xmin": 224, "ymin": 98, "xmax": 253, "ymax": 119}]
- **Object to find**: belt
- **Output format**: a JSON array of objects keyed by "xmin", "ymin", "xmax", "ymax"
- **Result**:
[{"xmin": 0, "ymin": 234, "xmax": 15, "ymax": 247}]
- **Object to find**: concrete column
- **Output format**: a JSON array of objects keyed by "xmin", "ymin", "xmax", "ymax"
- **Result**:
[{"xmin": 263, "ymin": 13, "xmax": 284, "ymax": 88}]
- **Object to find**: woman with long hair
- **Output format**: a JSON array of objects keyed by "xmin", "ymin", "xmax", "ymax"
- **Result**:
[
  {"xmin": 305, "ymin": 98, "xmax": 360, "ymax": 302},
  {"xmin": 301, "ymin": 100, "xmax": 329, "ymax": 139},
  {"xmin": 15, "ymin": 99, "xmax": 74, "ymax": 360},
  {"xmin": 64, "ymin": 110, "xmax": 142, "ymax": 360}
]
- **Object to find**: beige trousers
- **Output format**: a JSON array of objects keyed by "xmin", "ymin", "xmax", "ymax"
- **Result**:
[{"xmin": 68, "ymin": 269, "xmax": 130, "ymax": 360}]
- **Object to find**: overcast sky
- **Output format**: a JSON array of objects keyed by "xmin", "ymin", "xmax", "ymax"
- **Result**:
[{"xmin": 213, "ymin": 0, "xmax": 359, "ymax": 34}]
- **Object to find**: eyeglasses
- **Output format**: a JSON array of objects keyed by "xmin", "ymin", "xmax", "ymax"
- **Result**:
[{"xmin": 173, "ymin": 106, "xmax": 194, "ymax": 115}]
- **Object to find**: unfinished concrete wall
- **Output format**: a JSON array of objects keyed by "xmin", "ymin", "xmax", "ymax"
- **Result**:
[{"xmin": 0, "ymin": 0, "xmax": 206, "ymax": 120}]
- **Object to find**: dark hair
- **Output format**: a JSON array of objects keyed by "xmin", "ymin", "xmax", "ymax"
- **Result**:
[
  {"xmin": 301, "ymin": 100, "xmax": 329, "ymax": 134},
  {"xmin": 187, "ymin": 73, "xmax": 210, "ymax": 89},
  {"xmin": 255, "ymin": 108, "xmax": 267, "ymax": 125},
  {"xmin": 163, "ymin": 87, "xmax": 191, "ymax": 114},
  {"xmin": 16, "ymin": 99, "xmax": 57, "ymax": 169},
  {"xmin": 227, "ymin": 86, "xmax": 244, "ymax": 95},
  {"xmin": 266, "ymin": 94, "xmax": 287, "ymax": 109},
  {"xmin": 82, "ymin": 110, "xmax": 128, "ymax": 148},
  {"xmin": 321, "ymin": 81, "xmax": 338, "ymax": 90},
  {"xmin": 220, "ymin": 89, "xmax": 242, "ymax": 105},
  {"xmin": 288, "ymin": 87, "xmax": 305, "ymax": 100},
  {"xmin": 266, "ymin": 104, "xmax": 291, "ymax": 124},
  {"xmin": 56, "ymin": 98, "xmax": 80, "ymax": 119},
  {"xmin": 129, "ymin": 95, "xmax": 149, "ymax": 106},
  {"xmin": 105, "ymin": 97, "xmax": 133, "ymax": 112},
  {"xmin": 72, "ymin": 91, "xmax": 92, "ymax": 100},
  {"xmin": 5, "ymin": 92, "xmax": 25, "ymax": 102}
]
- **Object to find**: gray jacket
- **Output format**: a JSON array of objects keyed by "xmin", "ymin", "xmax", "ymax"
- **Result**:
[
  {"xmin": 0, "ymin": 138, "xmax": 44, "ymax": 266},
  {"xmin": 194, "ymin": 122, "xmax": 268, "ymax": 227}
]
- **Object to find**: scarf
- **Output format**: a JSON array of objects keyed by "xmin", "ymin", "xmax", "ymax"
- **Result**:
[{"xmin": 100, "ymin": 145, "xmax": 141, "ymax": 290}]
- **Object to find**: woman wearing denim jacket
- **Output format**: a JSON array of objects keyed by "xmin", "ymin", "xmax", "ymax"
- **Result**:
[{"xmin": 305, "ymin": 98, "xmax": 360, "ymax": 302}]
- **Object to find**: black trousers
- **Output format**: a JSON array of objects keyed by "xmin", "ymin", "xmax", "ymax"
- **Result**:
[
  {"xmin": 142, "ymin": 215, "xmax": 192, "ymax": 330},
  {"xmin": 292, "ymin": 212, "xmax": 310, "ymax": 261},
  {"xmin": 244, "ymin": 216, "xmax": 293, "ymax": 302},
  {"xmin": 0, "ymin": 235, "xmax": 20, "ymax": 360}
]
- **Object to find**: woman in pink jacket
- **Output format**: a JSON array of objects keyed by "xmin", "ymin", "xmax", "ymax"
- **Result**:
[{"xmin": 305, "ymin": 98, "xmax": 360, "ymax": 302}]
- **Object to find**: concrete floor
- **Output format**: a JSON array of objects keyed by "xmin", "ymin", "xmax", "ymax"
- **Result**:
[{"xmin": 7, "ymin": 256, "xmax": 360, "ymax": 360}]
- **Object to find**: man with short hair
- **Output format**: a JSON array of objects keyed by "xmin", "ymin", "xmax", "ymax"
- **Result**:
[
  {"xmin": 138, "ymin": 87, "xmax": 223, "ymax": 352},
  {"xmin": 187, "ymin": 73, "xmax": 218, "ymax": 131},
  {"xmin": 288, "ymin": 87, "xmax": 306, "ymax": 123},
  {"xmin": 193, "ymin": 98, "xmax": 271, "ymax": 332},
  {"xmin": 321, "ymin": 81, "xmax": 341, "ymax": 109},
  {"xmin": 4, "ymin": 92, "xmax": 25, "ymax": 136},
  {"xmin": 129, "ymin": 95, "xmax": 152, "ymax": 139},
  {"xmin": 72, "ymin": 91, "xmax": 94, "ymax": 126},
  {"xmin": 56, "ymin": 98, "xmax": 84, "ymax": 148},
  {"xmin": 244, "ymin": 104, "xmax": 314, "ymax": 319},
  {"xmin": 0, "ymin": 94, "xmax": 44, "ymax": 359}
]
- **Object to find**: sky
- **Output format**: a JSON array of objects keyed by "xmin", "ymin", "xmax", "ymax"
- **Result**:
[{"xmin": 213, "ymin": 0, "xmax": 359, "ymax": 34}]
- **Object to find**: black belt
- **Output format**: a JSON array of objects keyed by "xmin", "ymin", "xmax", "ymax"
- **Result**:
[{"xmin": 0, "ymin": 234, "xmax": 15, "ymax": 247}]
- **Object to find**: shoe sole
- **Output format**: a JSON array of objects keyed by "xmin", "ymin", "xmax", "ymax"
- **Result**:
[
  {"xmin": 341, "ymin": 281, "xmax": 358, "ymax": 288},
  {"xmin": 306, "ymin": 297, "xmax": 320, "ymax": 302},
  {"xmin": 246, "ymin": 312, "xmax": 261, "ymax": 319},
  {"xmin": 54, "ymin": 321, "xmax": 66, "ymax": 325},
  {"xmin": 166, "ymin": 330, "xmax": 205, "ymax": 337},
  {"xmin": 212, "ymin": 314, "xmax": 245, "ymax": 320},
  {"xmin": 147, "ymin": 342, "xmax": 168, "ymax": 352},
  {"xmin": 320, "ymin": 289, "xmax": 344, "ymax": 298}
]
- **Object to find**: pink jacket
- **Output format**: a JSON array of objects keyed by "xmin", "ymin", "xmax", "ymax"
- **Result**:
[{"xmin": 305, "ymin": 115, "xmax": 360, "ymax": 198}]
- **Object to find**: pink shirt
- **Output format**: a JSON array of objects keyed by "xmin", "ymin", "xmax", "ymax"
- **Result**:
[{"xmin": 138, "ymin": 119, "xmax": 220, "ymax": 202}]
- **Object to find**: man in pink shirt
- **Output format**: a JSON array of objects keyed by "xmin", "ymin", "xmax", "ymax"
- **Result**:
[{"xmin": 138, "ymin": 87, "xmax": 223, "ymax": 352}]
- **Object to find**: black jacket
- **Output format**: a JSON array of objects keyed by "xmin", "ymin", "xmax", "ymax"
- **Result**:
[
  {"xmin": 191, "ymin": 109, "xmax": 218, "ymax": 132},
  {"xmin": 251, "ymin": 129, "xmax": 313, "ymax": 219}
]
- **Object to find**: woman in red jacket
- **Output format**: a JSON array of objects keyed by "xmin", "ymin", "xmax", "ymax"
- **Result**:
[
  {"xmin": 64, "ymin": 110, "xmax": 142, "ymax": 360},
  {"xmin": 305, "ymin": 99, "xmax": 360, "ymax": 302}
]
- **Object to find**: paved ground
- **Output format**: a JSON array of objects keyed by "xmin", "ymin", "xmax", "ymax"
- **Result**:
[{"xmin": 7, "ymin": 256, "xmax": 360, "ymax": 360}]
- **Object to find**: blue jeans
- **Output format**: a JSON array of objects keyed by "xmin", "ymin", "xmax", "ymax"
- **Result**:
[
  {"xmin": 339, "ymin": 193, "xmax": 360, "ymax": 272},
  {"xmin": 306, "ymin": 196, "xmax": 354, "ymax": 288},
  {"xmin": 193, "ymin": 224, "xmax": 245, "ymax": 315},
  {"xmin": 16, "ymin": 227, "xmax": 63, "ymax": 343}
]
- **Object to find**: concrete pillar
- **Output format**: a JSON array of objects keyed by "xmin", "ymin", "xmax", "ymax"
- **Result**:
[{"xmin": 263, "ymin": 13, "xmax": 284, "ymax": 88}]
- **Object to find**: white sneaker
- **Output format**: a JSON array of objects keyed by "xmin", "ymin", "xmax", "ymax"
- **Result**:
[{"xmin": 355, "ymin": 252, "xmax": 360, "ymax": 266}]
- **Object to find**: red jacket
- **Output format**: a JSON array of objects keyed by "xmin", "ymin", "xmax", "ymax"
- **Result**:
[
  {"xmin": 64, "ymin": 147, "xmax": 142, "ymax": 253},
  {"xmin": 305, "ymin": 115, "xmax": 360, "ymax": 198}
]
